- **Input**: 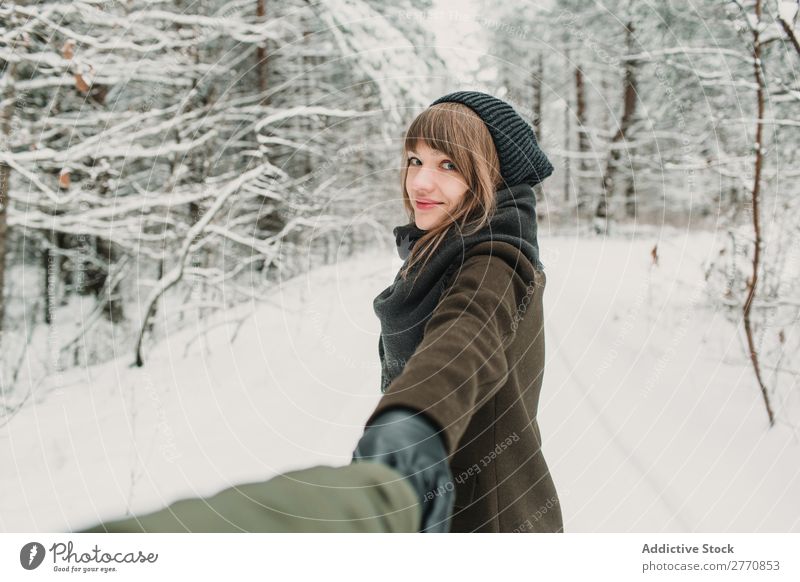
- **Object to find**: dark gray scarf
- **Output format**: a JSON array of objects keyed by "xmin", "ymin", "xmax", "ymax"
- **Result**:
[{"xmin": 374, "ymin": 183, "xmax": 543, "ymax": 393}]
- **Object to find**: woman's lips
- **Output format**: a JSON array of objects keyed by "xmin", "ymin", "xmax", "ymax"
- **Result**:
[{"xmin": 415, "ymin": 199, "xmax": 443, "ymax": 210}]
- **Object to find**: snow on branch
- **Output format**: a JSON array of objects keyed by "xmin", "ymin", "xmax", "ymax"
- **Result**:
[{"xmin": 776, "ymin": 0, "xmax": 800, "ymax": 56}]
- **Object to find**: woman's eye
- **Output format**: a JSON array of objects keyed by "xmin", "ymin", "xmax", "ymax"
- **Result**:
[{"xmin": 407, "ymin": 157, "xmax": 457, "ymax": 171}]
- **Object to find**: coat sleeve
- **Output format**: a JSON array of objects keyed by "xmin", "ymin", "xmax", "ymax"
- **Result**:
[
  {"xmin": 78, "ymin": 463, "xmax": 420, "ymax": 533},
  {"xmin": 364, "ymin": 248, "xmax": 529, "ymax": 458}
]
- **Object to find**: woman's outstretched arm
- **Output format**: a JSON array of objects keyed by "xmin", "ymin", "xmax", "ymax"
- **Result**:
[{"xmin": 364, "ymin": 241, "xmax": 534, "ymax": 458}]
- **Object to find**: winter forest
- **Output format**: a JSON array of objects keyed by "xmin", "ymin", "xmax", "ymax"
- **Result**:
[{"xmin": 1, "ymin": 0, "xmax": 799, "ymax": 533}]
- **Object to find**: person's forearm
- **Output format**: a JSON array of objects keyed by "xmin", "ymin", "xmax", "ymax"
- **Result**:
[{"xmin": 79, "ymin": 463, "xmax": 420, "ymax": 533}]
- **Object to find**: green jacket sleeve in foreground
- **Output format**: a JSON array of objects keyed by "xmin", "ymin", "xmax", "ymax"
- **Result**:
[{"xmin": 79, "ymin": 463, "xmax": 420, "ymax": 533}]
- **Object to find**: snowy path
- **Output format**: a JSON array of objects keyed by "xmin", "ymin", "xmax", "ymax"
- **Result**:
[
  {"xmin": 539, "ymin": 231, "xmax": 799, "ymax": 532},
  {"xmin": 1, "ymin": 232, "xmax": 798, "ymax": 532}
]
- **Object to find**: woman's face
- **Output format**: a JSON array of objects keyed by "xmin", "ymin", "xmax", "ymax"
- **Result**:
[{"xmin": 405, "ymin": 141, "xmax": 469, "ymax": 230}]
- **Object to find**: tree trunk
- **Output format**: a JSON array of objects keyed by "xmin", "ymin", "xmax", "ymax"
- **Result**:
[
  {"xmin": 623, "ymin": 21, "xmax": 639, "ymax": 219},
  {"xmin": 96, "ymin": 237, "xmax": 124, "ymax": 323},
  {"xmin": 81, "ymin": 168, "xmax": 125, "ymax": 322},
  {"xmin": 532, "ymin": 53, "xmax": 543, "ymax": 138},
  {"xmin": 741, "ymin": 0, "xmax": 774, "ymax": 427},
  {"xmin": 532, "ymin": 53, "xmax": 544, "ymax": 203},
  {"xmin": 300, "ymin": 17, "xmax": 314, "ymax": 176},
  {"xmin": 0, "ymin": 53, "xmax": 16, "ymax": 337},
  {"xmin": 574, "ymin": 64, "xmax": 589, "ymax": 213},
  {"xmin": 43, "ymin": 231, "xmax": 60, "ymax": 325},
  {"xmin": 0, "ymin": 162, "xmax": 8, "ymax": 335},
  {"xmin": 596, "ymin": 20, "xmax": 639, "ymax": 223},
  {"xmin": 256, "ymin": 0, "xmax": 269, "ymax": 105}
]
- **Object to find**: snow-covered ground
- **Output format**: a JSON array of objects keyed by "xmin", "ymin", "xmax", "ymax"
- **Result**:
[{"xmin": 1, "ymin": 230, "xmax": 798, "ymax": 532}]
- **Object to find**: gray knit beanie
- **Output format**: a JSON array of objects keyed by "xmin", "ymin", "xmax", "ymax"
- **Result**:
[{"xmin": 430, "ymin": 91, "xmax": 554, "ymax": 188}]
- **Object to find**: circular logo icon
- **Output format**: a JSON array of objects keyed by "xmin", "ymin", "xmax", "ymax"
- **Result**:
[{"xmin": 20, "ymin": 542, "xmax": 46, "ymax": 570}]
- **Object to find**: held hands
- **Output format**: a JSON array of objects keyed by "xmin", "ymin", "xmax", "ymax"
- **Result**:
[{"xmin": 352, "ymin": 407, "xmax": 455, "ymax": 533}]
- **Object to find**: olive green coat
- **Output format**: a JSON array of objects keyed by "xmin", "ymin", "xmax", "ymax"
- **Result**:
[
  {"xmin": 365, "ymin": 240, "xmax": 564, "ymax": 533},
  {"xmin": 80, "ymin": 463, "xmax": 419, "ymax": 533}
]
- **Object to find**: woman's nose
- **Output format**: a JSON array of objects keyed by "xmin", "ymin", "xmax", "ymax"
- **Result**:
[{"xmin": 409, "ymin": 166, "xmax": 436, "ymax": 192}]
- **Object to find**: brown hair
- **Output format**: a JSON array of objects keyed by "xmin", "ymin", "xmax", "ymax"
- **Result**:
[{"xmin": 398, "ymin": 102, "xmax": 502, "ymax": 281}]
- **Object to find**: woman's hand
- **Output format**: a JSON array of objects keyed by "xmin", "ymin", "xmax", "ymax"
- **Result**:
[{"xmin": 352, "ymin": 406, "xmax": 455, "ymax": 533}]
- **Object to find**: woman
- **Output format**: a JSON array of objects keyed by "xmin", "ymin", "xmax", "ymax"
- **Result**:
[{"xmin": 353, "ymin": 91, "xmax": 564, "ymax": 533}]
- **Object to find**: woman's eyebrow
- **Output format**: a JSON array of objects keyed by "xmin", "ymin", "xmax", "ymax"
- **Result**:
[{"xmin": 407, "ymin": 149, "xmax": 446, "ymax": 156}]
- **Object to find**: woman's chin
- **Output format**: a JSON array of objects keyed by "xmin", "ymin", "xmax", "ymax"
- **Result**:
[{"xmin": 414, "ymin": 216, "xmax": 440, "ymax": 231}]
